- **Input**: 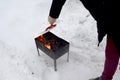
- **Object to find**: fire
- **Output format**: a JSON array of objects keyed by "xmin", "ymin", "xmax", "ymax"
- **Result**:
[
  {"xmin": 44, "ymin": 43, "xmax": 51, "ymax": 50},
  {"xmin": 38, "ymin": 35, "xmax": 51, "ymax": 50}
]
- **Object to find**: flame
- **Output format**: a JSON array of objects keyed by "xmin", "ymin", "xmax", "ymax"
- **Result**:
[
  {"xmin": 39, "ymin": 35, "xmax": 45, "ymax": 42},
  {"xmin": 44, "ymin": 43, "xmax": 51, "ymax": 50},
  {"xmin": 38, "ymin": 35, "xmax": 51, "ymax": 50}
]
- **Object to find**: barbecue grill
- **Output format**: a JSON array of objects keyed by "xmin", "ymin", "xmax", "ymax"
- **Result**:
[{"xmin": 35, "ymin": 31, "xmax": 70, "ymax": 71}]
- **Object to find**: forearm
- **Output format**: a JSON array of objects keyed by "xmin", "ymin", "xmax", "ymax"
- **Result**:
[{"xmin": 49, "ymin": 0, "xmax": 66, "ymax": 18}]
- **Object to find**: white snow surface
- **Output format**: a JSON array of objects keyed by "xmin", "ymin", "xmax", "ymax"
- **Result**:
[{"xmin": 0, "ymin": 0, "xmax": 119, "ymax": 80}]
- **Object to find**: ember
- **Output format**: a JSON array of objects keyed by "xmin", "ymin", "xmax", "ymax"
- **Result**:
[
  {"xmin": 36, "ymin": 34, "xmax": 56, "ymax": 50},
  {"xmin": 35, "ymin": 31, "xmax": 70, "ymax": 71},
  {"xmin": 37, "ymin": 35, "xmax": 52, "ymax": 49},
  {"xmin": 44, "ymin": 43, "xmax": 51, "ymax": 50}
]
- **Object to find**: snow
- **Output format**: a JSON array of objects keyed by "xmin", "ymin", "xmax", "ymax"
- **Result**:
[{"xmin": 0, "ymin": 0, "xmax": 119, "ymax": 80}]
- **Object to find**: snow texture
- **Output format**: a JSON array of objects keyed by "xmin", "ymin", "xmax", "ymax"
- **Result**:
[{"xmin": 0, "ymin": 0, "xmax": 119, "ymax": 80}]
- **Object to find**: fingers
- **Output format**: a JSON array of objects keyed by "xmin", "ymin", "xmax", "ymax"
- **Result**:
[{"xmin": 48, "ymin": 16, "xmax": 56, "ymax": 25}]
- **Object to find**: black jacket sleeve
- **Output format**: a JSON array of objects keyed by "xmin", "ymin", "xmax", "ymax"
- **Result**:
[{"xmin": 49, "ymin": 0, "xmax": 66, "ymax": 18}]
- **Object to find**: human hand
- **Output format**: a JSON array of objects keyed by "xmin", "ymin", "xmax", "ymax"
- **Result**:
[{"xmin": 48, "ymin": 16, "xmax": 56, "ymax": 25}]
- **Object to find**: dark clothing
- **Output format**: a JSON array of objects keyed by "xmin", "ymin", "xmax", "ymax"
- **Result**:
[
  {"xmin": 49, "ymin": 0, "xmax": 120, "ymax": 55},
  {"xmin": 49, "ymin": 0, "xmax": 66, "ymax": 19}
]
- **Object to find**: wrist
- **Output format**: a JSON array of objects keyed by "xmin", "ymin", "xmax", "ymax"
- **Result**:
[{"xmin": 48, "ymin": 16, "xmax": 57, "ymax": 24}]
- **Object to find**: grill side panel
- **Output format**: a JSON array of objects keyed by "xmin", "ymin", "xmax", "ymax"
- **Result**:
[{"xmin": 35, "ymin": 40, "xmax": 55, "ymax": 59}]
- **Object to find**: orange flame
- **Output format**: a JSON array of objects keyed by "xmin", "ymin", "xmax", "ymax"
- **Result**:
[
  {"xmin": 44, "ymin": 43, "xmax": 51, "ymax": 50},
  {"xmin": 38, "ymin": 35, "xmax": 51, "ymax": 50}
]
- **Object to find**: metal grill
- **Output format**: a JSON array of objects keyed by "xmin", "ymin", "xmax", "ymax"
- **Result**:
[{"xmin": 35, "ymin": 31, "xmax": 70, "ymax": 71}]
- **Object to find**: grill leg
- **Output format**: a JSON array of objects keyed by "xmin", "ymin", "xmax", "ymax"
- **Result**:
[
  {"xmin": 37, "ymin": 47, "xmax": 40, "ymax": 56},
  {"xmin": 35, "ymin": 41, "xmax": 40, "ymax": 56},
  {"xmin": 67, "ymin": 51, "xmax": 69, "ymax": 62},
  {"xmin": 35, "ymin": 44, "xmax": 40, "ymax": 56},
  {"xmin": 54, "ymin": 60, "xmax": 57, "ymax": 71}
]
